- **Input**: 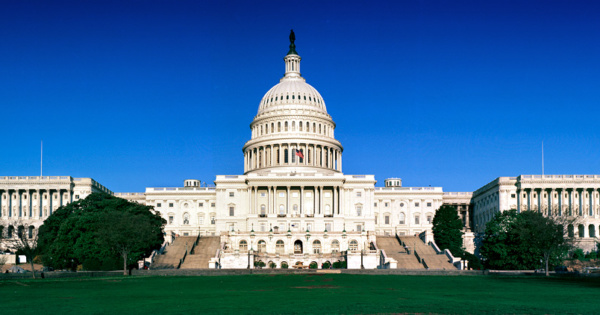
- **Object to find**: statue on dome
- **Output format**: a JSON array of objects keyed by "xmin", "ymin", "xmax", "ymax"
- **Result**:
[{"xmin": 287, "ymin": 29, "xmax": 297, "ymax": 55}]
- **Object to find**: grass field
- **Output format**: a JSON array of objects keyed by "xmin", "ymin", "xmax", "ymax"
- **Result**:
[{"xmin": 1, "ymin": 274, "xmax": 599, "ymax": 314}]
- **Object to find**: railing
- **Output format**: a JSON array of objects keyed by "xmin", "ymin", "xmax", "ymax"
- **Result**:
[
  {"xmin": 443, "ymin": 192, "xmax": 473, "ymax": 196},
  {"xmin": 177, "ymin": 249, "xmax": 188, "ymax": 269},
  {"xmin": 147, "ymin": 187, "xmax": 216, "ymax": 192},
  {"xmin": 375, "ymin": 187, "xmax": 443, "ymax": 192}
]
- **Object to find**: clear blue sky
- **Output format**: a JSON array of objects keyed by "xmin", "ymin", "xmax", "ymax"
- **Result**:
[{"xmin": 1, "ymin": 0, "xmax": 599, "ymax": 193}]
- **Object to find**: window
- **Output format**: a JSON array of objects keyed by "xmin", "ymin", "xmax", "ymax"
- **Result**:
[
  {"xmin": 325, "ymin": 192, "xmax": 331, "ymax": 197},
  {"xmin": 229, "ymin": 192, "xmax": 235, "ymax": 197},
  {"xmin": 306, "ymin": 223, "xmax": 312, "ymax": 231},
  {"xmin": 279, "ymin": 192, "xmax": 285, "ymax": 197},
  {"xmin": 384, "ymin": 215, "xmax": 390, "ymax": 225},
  {"xmin": 157, "ymin": 203, "xmax": 162, "ymax": 207},
  {"xmin": 313, "ymin": 240, "xmax": 321, "ymax": 254},
  {"xmin": 400, "ymin": 203, "xmax": 404, "ymax": 207},
  {"xmin": 169, "ymin": 203, "xmax": 174, "ymax": 208},
  {"xmin": 279, "ymin": 205, "xmax": 285, "ymax": 215},
  {"xmin": 260, "ymin": 193, "xmax": 266, "ymax": 197},
  {"xmin": 305, "ymin": 192, "xmax": 312, "ymax": 197},
  {"xmin": 75, "ymin": 195, "xmax": 79, "ymax": 200},
  {"xmin": 356, "ymin": 192, "xmax": 362, "ymax": 197},
  {"xmin": 260, "ymin": 204, "xmax": 266, "ymax": 215},
  {"xmin": 427, "ymin": 202, "xmax": 432, "ymax": 207},
  {"xmin": 356, "ymin": 205, "xmax": 362, "ymax": 216},
  {"xmin": 374, "ymin": 202, "xmax": 377, "ymax": 207},
  {"xmin": 239, "ymin": 240, "xmax": 248, "ymax": 251},
  {"xmin": 415, "ymin": 215, "xmax": 420, "ymax": 225},
  {"xmin": 385, "ymin": 202, "xmax": 389, "ymax": 207},
  {"xmin": 349, "ymin": 240, "xmax": 358, "ymax": 251},
  {"xmin": 210, "ymin": 216, "xmax": 215, "ymax": 224},
  {"xmin": 168, "ymin": 216, "xmax": 174, "ymax": 224},
  {"xmin": 199, "ymin": 216, "xmax": 204, "ymax": 225},
  {"xmin": 427, "ymin": 215, "xmax": 432, "ymax": 224},
  {"xmin": 415, "ymin": 202, "xmax": 420, "ymax": 207},
  {"xmin": 356, "ymin": 225, "xmax": 362, "ymax": 232},
  {"xmin": 229, "ymin": 207, "xmax": 235, "ymax": 216},
  {"xmin": 399, "ymin": 213, "xmax": 405, "ymax": 224},
  {"xmin": 258, "ymin": 240, "xmax": 266, "ymax": 253},
  {"xmin": 199, "ymin": 203, "xmax": 203, "ymax": 207},
  {"xmin": 276, "ymin": 240, "xmax": 285, "ymax": 254},
  {"xmin": 325, "ymin": 223, "xmax": 331, "ymax": 231},
  {"xmin": 211, "ymin": 203, "xmax": 215, "ymax": 207},
  {"xmin": 331, "ymin": 240, "xmax": 340, "ymax": 252},
  {"xmin": 292, "ymin": 192, "xmax": 299, "ymax": 197}
]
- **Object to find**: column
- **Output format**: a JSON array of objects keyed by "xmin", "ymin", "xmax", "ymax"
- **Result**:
[
  {"xmin": 254, "ymin": 186, "xmax": 258, "ymax": 215},
  {"xmin": 247, "ymin": 187, "xmax": 252, "ymax": 214},
  {"xmin": 526, "ymin": 189, "xmax": 531, "ymax": 211},
  {"xmin": 557, "ymin": 189, "xmax": 562, "ymax": 216},
  {"xmin": 578, "ymin": 189, "xmax": 583, "ymax": 217},
  {"xmin": 319, "ymin": 186, "xmax": 323, "ymax": 215},
  {"xmin": 300, "ymin": 186, "xmax": 304, "ymax": 215},
  {"xmin": 516, "ymin": 188, "xmax": 521, "ymax": 213},
  {"xmin": 18, "ymin": 190, "xmax": 23, "ymax": 217},
  {"xmin": 333, "ymin": 186, "xmax": 337, "ymax": 217},
  {"xmin": 536, "ymin": 189, "xmax": 542, "ymax": 213},
  {"xmin": 568, "ymin": 189, "xmax": 573, "ymax": 216},
  {"xmin": 286, "ymin": 186, "xmax": 290, "ymax": 215},
  {"xmin": 339, "ymin": 187, "xmax": 344, "ymax": 215},
  {"xmin": 37, "ymin": 189, "xmax": 41, "ymax": 218},
  {"xmin": 267, "ymin": 186, "xmax": 271, "ymax": 216},
  {"xmin": 8, "ymin": 190, "xmax": 13, "ymax": 217}
]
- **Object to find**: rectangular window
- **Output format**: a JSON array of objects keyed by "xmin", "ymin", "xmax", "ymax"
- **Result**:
[
  {"xmin": 279, "ymin": 192, "xmax": 285, "ymax": 197},
  {"xmin": 374, "ymin": 202, "xmax": 377, "ymax": 207},
  {"xmin": 75, "ymin": 195, "xmax": 80, "ymax": 200},
  {"xmin": 260, "ymin": 193, "xmax": 266, "ymax": 197},
  {"xmin": 511, "ymin": 194, "xmax": 516, "ymax": 198},
  {"xmin": 305, "ymin": 192, "xmax": 312, "ymax": 197},
  {"xmin": 157, "ymin": 203, "xmax": 162, "ymax": 207},
  {"xmin": 356, "ymin": 225, "xmax": 362, "ymax": 232},
  {"xmin": 415, "ymin": 216, "xmax": 420, "ymax": 225},
  {"xmin": 356, "ymin": 192, "xmax": 362, "ymax": 197},
  {"xmin": 229, "ymin": 207, "xmax": 234, "ymax": 216},
  {"xmin": 307, "ymin": 223, "xmax": 312, "ymax": 231},
  {"xmin": 415, "ymin": 202, "xmax": 420, "ymax": 207},
  {"xmin": 169, "ymin": 216, "xmax": 173, "ymax": 224},
  {"xmin": 384, "ymin": 216, "xmax": 390, "ymax": 224},
  {"xmin": 325, "ymin": 192, "xmax": 331, "ymax": 197},
  {"xmin": 169, "ymin": 203, "xmax": 174, "ymax": 207},
  {"xmin": 211, "ymin": 203, "xmax": 215, "ymax": 207},
  {"xmin": 199, "ymin": 217, "xmax": 204, "ymax": 225},
  {"xmin": 385, "ymin": 202, "xmax": 389, "ymax": 207},
  {"xmin": 229, "ymin": 192, "xmax": 235, "ymax": 197},
  {"xmin": 199, "ymin": 203, "xmax": 203, "ymax": 207},
  {"xmin": 427, "ymin": 202, "xmax": 432, "ymax": 207},
  {"xmin": 427, "ymin": 216, "xmax": 432, "ymax": 224},
  {"xmin": 210, "ymin": 216, "xmax": 215, "ymax": 224},
  {"xmin": 325, "ymin": 223, "xmax": 331, "ymax": 231},
  {"xmin": 292, "ymin": 192, "xmax": 299, "ymax": 197}
]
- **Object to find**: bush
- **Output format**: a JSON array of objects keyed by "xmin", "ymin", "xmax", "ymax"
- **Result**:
[
  {"xmin": 309, "ymin": 262, "xmax": 318, "ymax": 269},
  {"xmin": 322, "ymin": 261, "xmax": 331, "ymax": 269},
  {"xmin": 572, "ymin": 248, "xmax": 585, "ymax": 260},
  {"xmin": 585, "ymin": 252, "xmax": 597, "ymax": 260},
  {"xmin": 332, "ymin": 260, "xmax": 347, "ymax": 269},
  {"xmin": 462, "ymin": 252, "xmax": 483, "ymax": 270},
  {"xmin": 281, "ymin": 262, "xmax": 288, "ymax": 269},
  {"xmin": 269, "ymin": 262, "xmax": 277, "ymax": 269},
  {"xmin": 254, "ymin": 261, "xmax": 265, "ymax": 268}
]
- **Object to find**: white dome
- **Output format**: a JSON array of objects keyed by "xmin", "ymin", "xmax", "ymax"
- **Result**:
[{"xmin": 257, "ymin": 78, "xmax": 327, "ymax": 116}]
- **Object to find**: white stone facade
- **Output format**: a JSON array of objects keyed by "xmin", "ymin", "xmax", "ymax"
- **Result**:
[
  {"xmin": 0, "ymin": 176, "xmax": 112, "ymax": 247},
  {"xmin": 472, "ymin": 175, "xmax": 600, "ymax": 252}
]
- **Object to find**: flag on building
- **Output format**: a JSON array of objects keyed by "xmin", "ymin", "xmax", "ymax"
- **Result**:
[{"xmin": 295, "ymin": 149, "xmax": 304, "ymax": 159}]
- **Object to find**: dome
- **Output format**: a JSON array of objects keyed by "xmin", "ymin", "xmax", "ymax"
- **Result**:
[{"xmin": 257, "ymin": 79, "xmax": 327, "ymax": 116}]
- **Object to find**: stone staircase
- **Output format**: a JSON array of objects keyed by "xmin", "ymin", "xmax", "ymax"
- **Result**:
[
  {"xmin": 180, "ymin": 236, "xmax": 221, "ymax": 269},
  {"xmin": 398, "ymin": 236, "xmax": 456, "ymax": 270},
  {"xmin": 151, "ymin": 236, "xmax": 197, "ymax": 269},
  {"xmin": 376, "ymin": 236, "xmax": 424, "ymax": 269}
]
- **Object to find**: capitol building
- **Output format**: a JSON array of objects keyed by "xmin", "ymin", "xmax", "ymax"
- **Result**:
[{"xmin": 2, "ymin": 32, "xmax": 599, "ymax": 269}]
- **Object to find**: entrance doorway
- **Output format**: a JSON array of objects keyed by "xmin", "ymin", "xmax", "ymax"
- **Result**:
[{"xmin": 294, "ymin": 240, "xmax": 303, "ymax": 254}]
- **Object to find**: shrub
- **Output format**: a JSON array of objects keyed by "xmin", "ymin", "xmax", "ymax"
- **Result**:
[
  {"xmin": 254, "ymin": 261, "xmax": 265, "ymax": 268},
  {"xmin": 309, "ymin": 262, "xmax": 318, "ymax": 269},
  {"xmin": 281, "ymin": 262, "xmax": 288, "ymax": 269},
  {"xmin": 322, "ymin": 261, "xmax": 331, "ymax": 269},
  {"xmin": 585, "ymin": 251, "xmax": 597, "ymax": 260},
  {"xmin": 332, "ymin": 260, "xmax": 347, "ymax": 269},
  {"xmin": 572, "ymin": 248, "xmax": 585, "ymax": 260},
  {"xmin": 269, "ymin": 262, "xmax": 277, "ymax": 269},
  {"xmin": 462, "ymin": 252, "xmax": 483, "ymax": 270}
]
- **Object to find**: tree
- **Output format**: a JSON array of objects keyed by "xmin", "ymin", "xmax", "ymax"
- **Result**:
[
  {"xmin": 480, "ymin": 210, "xmax": 573, "ymax": 275},
  {"xmin": 432, "ymin": 205, "xmax": 464, "ymax": 257},
  {"xmin": 38, "ymin": 193, "xmax": 165, "ymax": 272},
  {"xmin": 96, "ymin": 211, "xmax": 164, "ymax": 275},
  {"xmin": 2, "ymin": 220, "xmax": 39, "ymax": 278}
]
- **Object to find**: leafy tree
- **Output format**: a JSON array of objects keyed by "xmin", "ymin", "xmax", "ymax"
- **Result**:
[
  {"xmin": 432, "ymin": 205, "xmax": 464, "ymax": 256},
  {"xmin": 480, "ymin": 210, "xmax": 573, "ymax": 275},
  {"xmin": 38, "ymin": 193, "xmax": 165, "ymax": 272},
  {"xmin": 8, "ymin": 223, "xmax": 39, "ymax": 279}
]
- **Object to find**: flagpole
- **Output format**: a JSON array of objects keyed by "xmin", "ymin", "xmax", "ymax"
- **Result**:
[
  {"xmin": 41, "ymin": 140, "xmax": 43, "ymax": 177},
  {"xmin": 541, "ymin": 141, "xmax": 544, "ymax": 176}
]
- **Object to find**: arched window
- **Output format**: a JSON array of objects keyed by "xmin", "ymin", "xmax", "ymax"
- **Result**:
[
  {"xmin": 292, "ymin": 121, "xmax": 295, "ymax": 131},
  {"xmin": 284, "ymin": 149, "xmax": 289, "ymax": 163},
  {"xmin": 313, "ymin": 240, "xmax": 321, "ymax": 254},
  {"xmin": 589, "ymin": 224, "xmax": 596, "ymax": 238},
  {"xmin": 278, "ymin": 122, "xmax": 281, "ymax": 132},
  {"xmin": 28, "ymin": 226, "xmax": 34, "ymax": 239},
  {"xmin": 415, "ymin": 215, "xmax": 420, "ymax": 225},
  {"xmin": 17, "ymin": 226, "xmax": 24, "ymax": 238},
  {"xmin": 299, "ymin": 121, "xmax": 303, "ymax": 131},
  {"xmin": 293, "ymin": 204, "xmax": 298, "ymax": 215},
  {"xmin": 239, "ymin": 240, "xmax": 248, "ymax": 251},
  {"xmin": 399, "ymin": 212, "xmax": 405, "ymax": 224},
  {"xmin": 276, "ymin": 240, "xmax": 285, "ymax": 254},
  {"xmin": 285, "ymin": 121, "xmax": 288, "ymax": 131},
  {"xmin": 568, "ymin": 224, "xmax": 574, "ymax": 237},
  {"xmin": 331, "ymin": 240, "xmax": 340, "ymax": 252},
  {"xmin": 7, "ymin": 226, "xmax": 14, "ymax": 238},
  {"xmin": 260, "ymin": 204, "xmax": 266, "ymax": 215},
  {"xmin": 258, "ymin": 240, "xmax": 266, "ymax": 253},
  {"xmin": 349, "ymin": 240, "xmax": 358, "ymax": 251},
  {"xmin": 578, "ymin": 224, "xmax": 585, "ymax": 237},
  {"xmin": 325, "ymin": 205, "xmax": 331, "ymax": 216}
]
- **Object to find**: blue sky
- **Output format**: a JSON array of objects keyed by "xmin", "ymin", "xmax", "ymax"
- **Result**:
[{"xmin": 1, "ymin": 0, "xmax": 599, "ymax": 193}]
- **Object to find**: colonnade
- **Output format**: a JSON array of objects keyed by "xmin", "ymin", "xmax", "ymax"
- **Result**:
[
  {"xmin": 251, "ymin": 119, "xmax": 333, "ymax": 138},
  {"xmin": 245, "ymin": 143, "xmax": 341, "ymax": 172},
  {"xmin": 517, "ymin": 187, "xmax": 600, "ymax": 217},
  {"xmin": 247, "ymin": 185, "xmax": 344, "ymax": 218},
  {"xmin": 0, "ymin": 188, "xmax": 72, "ymax": 219}
]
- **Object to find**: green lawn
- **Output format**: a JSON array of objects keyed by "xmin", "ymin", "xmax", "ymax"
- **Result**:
[{"xmin": 1, "ymin": 274, "xmax": 599, "ymax": 314}]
